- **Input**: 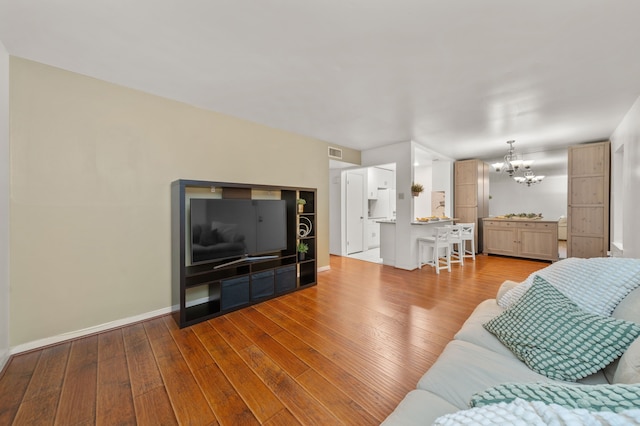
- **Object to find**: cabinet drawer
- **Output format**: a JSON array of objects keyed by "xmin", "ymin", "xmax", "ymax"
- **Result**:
[
  {"xmin": 251, "ymin": 270, "xmax": 274, "ymax": 301},
  {"xmin": 484, "ymin": 220, "xmax": 514, "ymax": 228},
  {"xmin": 519, "ymin": 222, "xmax": 557, "ymax": 230},
  {"xmin": 275, "ymin": 265, "xmax": 296, "ymax": 294},
  {"xmin": 221, "ymin": 276, "xmax": 250, "ymax": 311}
]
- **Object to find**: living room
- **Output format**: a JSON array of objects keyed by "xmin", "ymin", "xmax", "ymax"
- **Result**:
[{"xmin": 2, "ymin": 2, "xmax": 640, "ymax": 424}]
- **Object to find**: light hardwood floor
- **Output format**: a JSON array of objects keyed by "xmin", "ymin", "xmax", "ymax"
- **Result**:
[{"xmin": 0, "ymin": 254, "xmax": 548, "ymax": 425}]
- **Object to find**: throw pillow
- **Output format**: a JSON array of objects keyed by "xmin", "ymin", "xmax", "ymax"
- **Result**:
[
  {"xmin": 470, "ymin": 382, "xmax": 640, "ymax": 412},
  {"xmin": 433, "ymin": 398, "xmax": 640, "ymax": 426},
  {"xmin": 497, "ymin": 257, "xmax": 640, "ymax": 316},
  {"xmin": 484, "ymin": 276, "xmax": 640, "ymax": 381}
]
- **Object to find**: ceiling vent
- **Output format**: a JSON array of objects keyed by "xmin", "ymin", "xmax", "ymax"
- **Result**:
[{"xmin": 328, "ymin": 146, "xmax": 343, "ymax": 159}]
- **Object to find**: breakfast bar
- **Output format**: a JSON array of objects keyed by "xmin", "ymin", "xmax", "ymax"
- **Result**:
[{"xmin": 378, "ymin": 219, "xmax": 453, "ymax": 269}]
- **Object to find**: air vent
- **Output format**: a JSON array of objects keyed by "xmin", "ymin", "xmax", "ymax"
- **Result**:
[{"xmin": 328, "ymin": 146, "xmax": 343, "ymax": 159}]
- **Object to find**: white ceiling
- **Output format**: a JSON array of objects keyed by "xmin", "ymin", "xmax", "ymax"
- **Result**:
[{"xmin": 2, "ymin": 0, "xmax": 640, "ymax": 160}]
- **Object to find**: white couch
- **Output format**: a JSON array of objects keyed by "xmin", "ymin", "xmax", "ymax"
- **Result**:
[{"xmin": 382, "ymin": 258, "xmax": 640, "ymax": 425}]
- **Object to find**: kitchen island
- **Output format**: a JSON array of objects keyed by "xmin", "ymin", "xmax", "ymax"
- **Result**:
[{"xmin": 378, "ymin": 219, "xmax": 453, "ymax": 269}]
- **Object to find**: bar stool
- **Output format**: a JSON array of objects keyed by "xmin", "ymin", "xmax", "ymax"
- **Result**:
[
  {"xmin": 445, "ymin": 224, "xmax": 464, "ymax": 266},
  {"xmin": 417, "ymin": 227, "xmax": 451, "ymax": 274},
  {"xmin": 459, "ymin": 222, "xmax": 476, "ymax": 260}
]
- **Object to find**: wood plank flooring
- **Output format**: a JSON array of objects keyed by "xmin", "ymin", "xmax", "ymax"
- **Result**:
[{"xmin": 0, "ymin": 254, "xmax": 548, "ymax": 425}]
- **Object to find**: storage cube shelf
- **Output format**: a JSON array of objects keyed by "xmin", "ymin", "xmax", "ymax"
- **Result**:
[{"xmin": 172, "ymin": 179, "xmax": 317, "ymax": 328}]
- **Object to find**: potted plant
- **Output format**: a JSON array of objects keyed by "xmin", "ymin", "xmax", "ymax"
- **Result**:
[
  {"xmin": 296, "ymin": 198, "xmax": 306, "ymax": 213},
  {"xmin": 411, "ymin": 182, "xmax": 424, "ymax": 197},
  {"xmin": 297, "ymin": 241, "xmax": 309, "ymax": 260}
]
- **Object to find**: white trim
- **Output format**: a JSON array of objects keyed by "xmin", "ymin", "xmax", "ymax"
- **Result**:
[
  {"xmin": 318, "ymin": 265, "xmax": 330, "ymax": 272},
  {"xmin": 0, "ymin": 349, "xmax": 9, "ymax": 371},
  {"xmin": 10, "ymin": 306, "xmax": 173, "ymax": 355}
]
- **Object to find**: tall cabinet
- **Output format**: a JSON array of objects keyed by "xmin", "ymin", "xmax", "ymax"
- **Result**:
[
  {"xmin": 454, "ymin": 159, "xmax": 490, "ymax": 252},
  {"xmin": 567, "ymin": 141, "xmax": 610, "ymax": 258},
  {"xmin": 171, "ymin": 179, "xmax": 317, "ymax": 328}
]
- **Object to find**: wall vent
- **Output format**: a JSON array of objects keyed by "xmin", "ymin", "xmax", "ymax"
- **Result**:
[{"xmin": 328, "ymin": 146, "xmax": 343, "ymax": 159}]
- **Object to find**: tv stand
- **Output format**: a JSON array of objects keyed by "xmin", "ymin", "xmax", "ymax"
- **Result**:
[
  {"xmin": 171, "ymin": 179, "xmax": 317, "ymax": 328},
  {"xmin": 213, "ymin": 254, "xmax": 278, "ymax": 270}
]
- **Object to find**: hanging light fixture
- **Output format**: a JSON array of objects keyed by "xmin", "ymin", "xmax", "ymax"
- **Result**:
[{"xmin": 491, "ymin": 140, "xmax": 544, "ymax": 186}]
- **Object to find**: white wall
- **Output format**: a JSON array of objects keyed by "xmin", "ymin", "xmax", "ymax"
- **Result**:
[
  {"xmin": 489, "ymin": 174, "xmax": 568, "ymax": 220},
  {"xmin": 486, "ymin": 149, "xmax": 568, "ymax": 221},
  {"xmin": 329, "ymin": 168, "xmax": 343, "ymax": 255},
  {"xmin": 611, "ymin": 94, "xmax": 640, "ymax": 259},
  {"xmin": 0, "ymin": 42, "xmax": 9, "ymax": 369},
  {"xmin": 413, "ymin": 164, "xmax": 432, "ymax": 218}
]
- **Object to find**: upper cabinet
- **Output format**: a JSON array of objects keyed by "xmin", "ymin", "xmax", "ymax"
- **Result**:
[
  {"xmin": 367, "ymin": 167, "xmax": 395, "ymax": 199},
  {"xmin": 567, "ymin": 141, "xmax": 610, "ymax": 258}
]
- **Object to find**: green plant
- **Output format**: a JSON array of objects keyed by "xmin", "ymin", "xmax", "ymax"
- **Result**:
[
  {"xmin": 296, "ymin": 198, "xmax": 307, "ymax": 205},
  {"xmin": 297, "ymin": 242, "xmax": 309, "ymax": 254},
  {"xmin": 410, "ymin": 182, "xmax": 424, "ymax": 194}
]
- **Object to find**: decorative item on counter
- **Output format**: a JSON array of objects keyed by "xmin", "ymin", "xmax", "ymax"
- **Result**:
[
  {"xmin": 297, "ymin": 241, "xmax": 309, "ymax": 260},
  {"xmin": 298, "ymin": 216, "xmax": 313, "ymax": 237},
  {"xmin": 499, "ymin": 213, "xmax": 544, "ymax": 220},
  {"xmin": 411, "ymin": 182, "xmax": 424, "ymax": 197},
  {"xmin": 296, "ymin": 198, "xmax": 306, "ymax": 213}
]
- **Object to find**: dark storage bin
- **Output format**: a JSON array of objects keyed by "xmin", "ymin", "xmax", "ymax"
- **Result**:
[
  {"xmin": 251, "ymin": 270, "xmax": 274, "ymax": 300},
  {"xmin": 275, "ymin": 265, "xmax": 296, "ymax": 294},
  {"xmin": 221, "ymin": 276, "xmax": 250, "ymax": 310}
]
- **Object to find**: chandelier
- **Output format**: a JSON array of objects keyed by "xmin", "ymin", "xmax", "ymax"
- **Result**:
[{"xmin": 491, "ymin": 140, "xmax": 544, "ymax": 186}]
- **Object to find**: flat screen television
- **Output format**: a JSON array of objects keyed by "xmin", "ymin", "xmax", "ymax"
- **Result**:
[{"xmin": 189, "ymin": 198, "xmax": 287, "ymax": 265}]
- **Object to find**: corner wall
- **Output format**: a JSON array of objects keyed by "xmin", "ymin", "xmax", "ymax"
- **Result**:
[
  {"xmin": 0, "ymin": 42, "xmax": 10, "ymax": 369},
  {"xmin": 611, "ymin": 94, "xmax": 640, "ymax": 258},
  {"xmin": 9, "ymin": 57, "xmax": 331, "ymax": 347}
]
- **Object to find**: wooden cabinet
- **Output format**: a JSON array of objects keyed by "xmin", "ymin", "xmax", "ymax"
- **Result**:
[
  {"xmin": 171, "ymin": 179, "xmax": 316, "ymax": 328},
  {"xmin": 483, "ymin": 219, "xmax": 559, "ymax": 262},
  {"xmin": 454, "ymin": 159, "xmax": 489, "ymax": 252},
  {"xmin": 567, "ymin": 141, "xmax": 610, "ymax": 258}
]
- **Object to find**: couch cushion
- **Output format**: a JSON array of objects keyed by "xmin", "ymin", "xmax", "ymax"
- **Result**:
[
  {"xmin": 604, "ymin": 287, "xmax": 640, "ymax": 382},
  {"xmin": 498, "ymin": 257, "xmax": 640, "ymax": 316},
  {"xmin": 454, "ymin": 300, "xmax": 517, "ymax": 359},
  {"xmin": 614, "ymin": 337, "xmax": 640, "ymax": 385},
  {"xmin": 433, "ymin": 398, "xmax": 640, "ymax": 425},
  {"xmin": 496, "ymin": 280, "xmax": 521, "ymax": 302},
  {"xmin": 470, "ymin": 382, "xmax": 640, "ymax": 412},
  {"xmin": 485, "ymin": 276, "xmax": 640, "ymax": 382},
  {"xmin": 417, "ymin": 340, "xmax": 555, "ymax": 409},
  {"xmin": 380, "ymin": 390, "xmax": 458, "ymax": 426}
]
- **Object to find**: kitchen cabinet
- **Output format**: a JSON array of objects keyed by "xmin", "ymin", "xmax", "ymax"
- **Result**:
[
  {"xmin": 367, "ymin": 219, "xmax": 380, "ymax": 249},
  {"xmin": 454, "ymin": 159, "xmax": 489, "ymax": 252},
  {"xmin": 482, "ymin": 218, "xmax": 558, "ymax": 262},
  {"xmin": 367, "ymin": 167, "xmax": 394, "ymax": 199},
  {"xmin": 567, "ymin": 141, "xmax": 610, "ymax": 258}
]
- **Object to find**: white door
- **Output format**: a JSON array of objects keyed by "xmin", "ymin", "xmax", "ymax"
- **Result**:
[{"xmin": 346, "ymin": 172, "xmax": 364, "ymax": 254}]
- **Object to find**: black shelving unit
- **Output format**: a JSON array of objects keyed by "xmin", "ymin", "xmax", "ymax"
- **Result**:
[{"xmin": 171, "ymin": 179, "xmax": 317, "ymax": 328}]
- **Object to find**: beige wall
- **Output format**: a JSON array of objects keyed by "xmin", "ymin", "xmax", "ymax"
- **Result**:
[
  {"xmin": 10, "ymin": 57, "xmax": 332, "ymax": 346},
  {"xmin": 0, "ymin": 42, "xmax": 10, "ymax": 367}
]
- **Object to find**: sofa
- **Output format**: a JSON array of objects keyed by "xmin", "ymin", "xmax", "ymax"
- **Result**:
[{"xmin": 382, "ymin": 257, "xmax": 640, "ymax": 425}]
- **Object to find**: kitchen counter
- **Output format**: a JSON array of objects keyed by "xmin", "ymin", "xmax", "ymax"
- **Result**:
[{"xmin": 379, "ymin": 219, "xmax": 453, "ymax": 268}]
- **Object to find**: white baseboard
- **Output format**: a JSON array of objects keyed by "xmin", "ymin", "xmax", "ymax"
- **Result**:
[
  {"xmin": 318, "ymin": 265, "xmax": 330, "ymax": 272},
  {"xmin": 10, "ymin": 306, "xmax": 173, "ymax": 355},
  {"xmin": 0, "ymin": 349, "xmax": 9, "ymax": 372},
  {"xmin": 611, "ymin": 242, "xmax": 624, "ymax": 257}
]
